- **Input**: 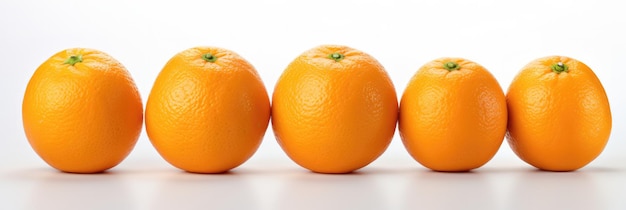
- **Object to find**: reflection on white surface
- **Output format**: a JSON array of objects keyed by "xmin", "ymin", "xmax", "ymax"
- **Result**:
[
  {"xmin": 404, "ymin": 171, "xmax": 495, "ymax": 209},
  {"xmin": 508, "ymin": 170, "xmax": 603, "ymax": 210},
  {"xmin": 2, "ymin": 159, "xmax": 625, "ymax": 210},
  {"xmin": 26, "ymin": 171, "xmax": 133, "ymax": 210},
  {"xmin": 275, "ymin": 172, "xmax": 383, "ymax": 210},
  {"xmin": 150, "ymin": 172, "xmax": 255, "ymax": 210}
]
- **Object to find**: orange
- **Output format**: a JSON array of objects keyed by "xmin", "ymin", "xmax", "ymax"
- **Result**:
[
  {"xmin": 22, "ymin": 48, "xmax": 143, "ymax": 173},
  {"xmin": 506, "ymin": 56, "xmax": 612, "ymax": 171},
  {"xmin": 399, "ymin": 58, "xmax": 507, "ymax": 172},
  {"xmin": 146, "ymin": 46, "xmax": 270, "ymax": 173},
  {"xmin": 272, "ymin": 45, "xmax": 398, "ymax": 174}
]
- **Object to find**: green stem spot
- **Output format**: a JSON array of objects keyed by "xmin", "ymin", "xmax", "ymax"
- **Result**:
[
  {"xmin": 551, "ymin": 62, "xmax": 568, "ymax": 73},
  {"xmin": 328, "ymin": 53, "xmax": 345, "ymax": 62},
  {"xmin": 64, "ymin": 55, "xmax": 83, "ymax": 66},
  {"xmin": 202, "ymin": 53, "xmax": 218, "ymax": 63},
  {"xmin": 443, "ymin": 62, "xmax": 460, "ymax": 71}
]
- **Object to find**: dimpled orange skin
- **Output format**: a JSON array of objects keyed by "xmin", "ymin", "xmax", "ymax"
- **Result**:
[
  {"xmin": 146, "ymin": 47, "xmax": 270, "ymax": 173},
  {"xmin": 22, "ymin": 48, "xmax": 143, "ymax": 173},
  {"xmin": 272, "ymin": 45, "xmax": 398, "ymax": 174},
  {"xmin": 506, "ymin": 56, "xmax": 612, "ymax": 171},
  {"xmin": 399, "ymin": 58, "xmax": 507, "ymax": 172}
]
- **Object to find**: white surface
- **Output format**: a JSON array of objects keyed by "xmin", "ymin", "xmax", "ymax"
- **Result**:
[
  {"xmin": 1, "ymin": 0, "xmax": 625, "ymax": 209},
  {"xmin": 2, "ymin": 157, "xmax": 626, "ymax": 210}
]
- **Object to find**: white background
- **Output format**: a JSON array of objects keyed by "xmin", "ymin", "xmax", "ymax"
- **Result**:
[{"xmin": 1, "ymin": 0, "xmax": 625, "ymax": 209}]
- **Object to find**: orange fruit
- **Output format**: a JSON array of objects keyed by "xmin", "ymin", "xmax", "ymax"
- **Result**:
[
  {"xmin": 399, "ymin": 58, "xmax": 507, "ymax": 172},
  {"xmin": 146, "ymin": 46, "xmax": 270, "ymax": 173},
  {"xmin": 272, "ymin": 45, "xmax": 398, "ymax": 174},
  {"xmin": 506, "ymin": 56, "xmax": 612, "ymax": 171},
  {"xmin": 22, "ymin": 48, "xmax": 143, "ymax": 173}
]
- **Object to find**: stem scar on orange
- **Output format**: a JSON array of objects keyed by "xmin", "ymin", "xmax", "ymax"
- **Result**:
[
  {"xmin": 271, "ymin": 45, "xmax": 398, "ymax": 174},
  {"xmin": 145, "ymin": 46, "xmax": 270, "ymax": 173},
  {"xmin": 399, "ymin": 58, "xmax": 507, "ymax": 172},
  {"xmin": 22, "ymin": 48, "xmax": 143, "ymax": 173},
  {"xmin": 506, "ymin": 56, "xmax": 612, "ymax": 171}
]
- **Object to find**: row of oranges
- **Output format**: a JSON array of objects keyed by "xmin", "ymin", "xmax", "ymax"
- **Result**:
[{"xmin": 22, "ymin": 45, "xmax": 612, "ymax": 174}]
